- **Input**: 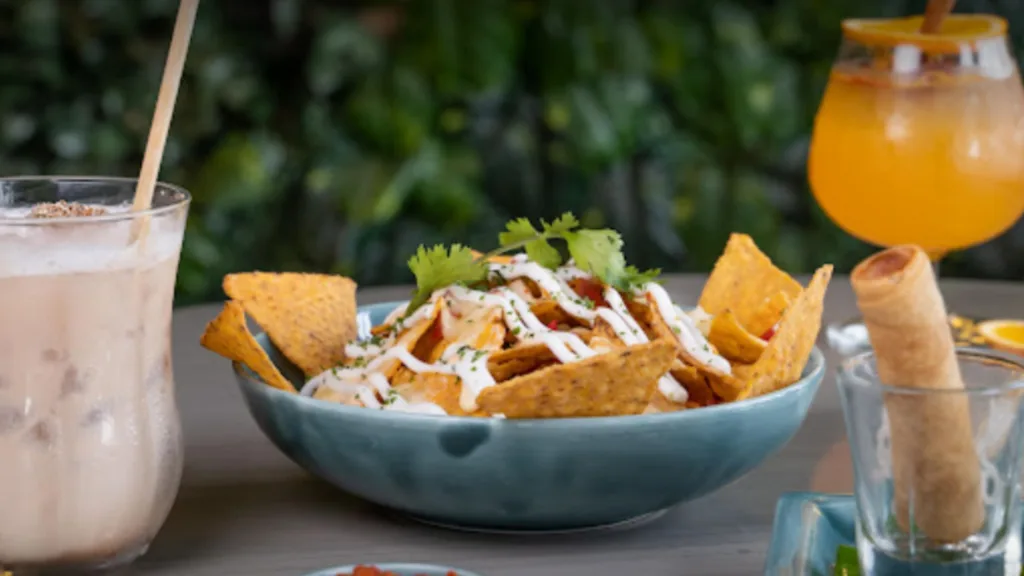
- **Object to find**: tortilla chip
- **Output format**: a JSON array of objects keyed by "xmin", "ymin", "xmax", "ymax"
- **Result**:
[
  {"xmin": 644, "ymin": 361, "xmax": 710, "ymax": 413},
  {"xmin": 699, "ymin": 234, "xmax": 803, "ymax": 332},
  {"xmin": 707, "ymin": 311, "xmax": 768, "ymax": 364},
  {"xmin": 672, "ymin": 363, "xmax": 716, "ymax": 406},
  {"xmin": 641, "ymin": 292, "xmax": 731, "ymax": 379},
  {"xmin": 570, "ymin": 327, "xmax": 593, "ymax": 343},
  {"xmin": 391, "ymin": 366, "xmax": 417, "ymax": 388},
  {"xmin": 530, "ymin": 300, "xmax": 576, "ymax": 327},
  {"xmin": 623, "ymin": 297, "xmax": 659, "ymax": 341},
  {"xmin": 705, "ymin": 371, "xmax": 748, "ymax": 402},
  {"xmin": 430, "ymin": 303, "xmax": 506, "ymax": 362},
  {"xmin": 470, "ymin": 249, "xmax": 514, "ymax": 265},
  {"xmin": 223, "ymin": 272, "xmax": 357, "ymax": 377},
  {"xmin": 490, "ymin": 357, "xmax": 555, "ymax": 382},
  {"xmin": 740, "ymin": 265, "xmax": 832, "ymax": 399},
  {"xmin": 476, "ymin": 341, "xmax": 675, "ymax": 418},
  {"xmin": 200, "ymin": 301, "xmax": 296, "ymax": 393},
  {"xmin": 378, "ymin": 299, "xmax": 443, "ymax": 380},
  {"xmin": 644, "ymin": 391, "xmax": 687, "ymax": 414},
  {"xmin": 489, "ymin": 342, "xmax": 550, "ymax": 363},
  {"xmin": 415, "ymin": 317, "xmax": 445, "ymax": 362},
  {"xmin": 488, "ymin": 343, "xmax": 556, "ymax": 381},
  {"xmin": 588, "ymin": 334, "xmax": 621, "ymax": 354},
  {"xmin": 746, "ymin": 290, "xmax": 794, "ymax": 338},
  {"xmin": 591, "ymin": 317, "xmax": 627, "ymax": 346},
  {"xmin": 393, "ymin": 372, "xmax": 467, "ymax": 415},
  {"xmin": 510, "ymin": 278, "xmax": 544, "ymax": 301},
  {"xmin": 316, "ymin": 299, "xmax": 442, "ymax": 405}
]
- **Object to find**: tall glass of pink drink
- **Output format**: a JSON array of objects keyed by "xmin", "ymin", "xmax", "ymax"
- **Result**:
[{"xmin": 0, "ymin": 177, "xmax": 190, "ymax": 574}]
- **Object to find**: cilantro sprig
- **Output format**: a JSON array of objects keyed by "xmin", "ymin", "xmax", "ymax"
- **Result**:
[
  {"xmin": 406, "ymin": 244, "xmax": 488, "ymax": 313},
  {"xmin": 404, "ymin": 213, "xmax": 660, "ymax": 316}
]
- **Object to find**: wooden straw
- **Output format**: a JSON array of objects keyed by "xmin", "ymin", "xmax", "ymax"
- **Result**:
[
  {"xmin": 129, "ymin": 0, "xmax": 200, "ymax": 242},
  {"xmin": 921, "ymin": 0, "xmax": 956, "ymax": 34}
]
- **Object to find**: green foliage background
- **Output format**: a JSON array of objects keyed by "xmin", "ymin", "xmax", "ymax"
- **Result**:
[{"xmin": 2, "ymin": 0, "xmax": 1023, "ymax": 305}]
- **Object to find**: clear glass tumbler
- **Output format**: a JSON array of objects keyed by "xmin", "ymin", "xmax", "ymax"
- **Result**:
[
  {"xmin": 0, "ymin": 177, "xmax": 190, "ymax": 574},
  {"xmin": 838, "ymin": 348, "xmax": 1024, "ymax": 575}
]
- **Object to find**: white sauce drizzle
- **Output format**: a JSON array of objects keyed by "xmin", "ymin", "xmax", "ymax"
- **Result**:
[
  {"xmin": 491, "ymin": 261, "xmax": 598, "ymax": 323},
  {"xmin": 304, "ymin": 261, "xmax": 730, "ymax": 412},
  {"xmin": 441, "ymin": 343, "xmax": 495, "ymax": 413},
  {"xmin": 686, "ymin": 305, "xmax": 714, "ymax": 337},
  {"xmin": 601, "ymin": 288, "xmax": 688, "ymax": 402},
  {"xmin": 555, "ymin": 262, "xmax": 591, "ymax": 282},
  {"xmin": 645, "ymin": 282, "xmax": 732, "ymax": 375}
]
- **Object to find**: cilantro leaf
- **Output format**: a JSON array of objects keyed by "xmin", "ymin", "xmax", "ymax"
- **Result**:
[
  {"xmin": 406, "ymin": 213, "xmax": 652, "ymax": 315},
  {"xmin": 562, "ymin": 230, "xmax": 657, "ymax": 291},
  {"xmin": 498, "ymin": 217, "xmax": 564, "ymax": 269},
  {"xmin": 564, "ymin": 229, "xmax": 628, "ymax": 288},
  {"xmin": 525, "ymin": 241, "xmax": 562, "ymax": 269},
  {"xmin": 623, "ymin": 265, "xmax": 661, "ymax": 288},
  {"xmin": 406, "ymin": 244, "xmax": 487, "ymax": 314},
  {"xmin": 542, "ymin": 212, "xmax": 579, "ymax": 235},
  {"xmin": 498, "ymin": 218, "xmax": 541, "ymax": 246}
]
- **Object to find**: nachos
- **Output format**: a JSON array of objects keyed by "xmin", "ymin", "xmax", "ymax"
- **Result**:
[{"xmin": 202, "ymin": 214, "xmax": 832, "ymax": 418}]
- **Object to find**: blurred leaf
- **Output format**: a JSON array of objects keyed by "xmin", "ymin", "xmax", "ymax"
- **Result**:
[
  {"xmin": 190, "ymin": 133, "xmax": 286, "ymax": 208},
  {"xmin": 2, "ymin": 0, "xmax": 1022, "ymax": 307}
]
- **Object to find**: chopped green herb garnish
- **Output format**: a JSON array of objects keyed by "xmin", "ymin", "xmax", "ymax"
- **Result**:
[
  {"xmin": 497, "ymin": 214, "xmax": 577, "ymax": 269},
  {"xmin": 406, "ymin": 244, "xmax": 489, "ymax": 317},
  {"xmin": 404, "ymin": 213, "xmax": 659, "ymax": 317}
]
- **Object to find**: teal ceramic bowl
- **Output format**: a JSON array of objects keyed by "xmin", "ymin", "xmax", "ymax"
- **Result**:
[{"xmin": 234, "ymin": 301, "xmax": 825, "ymax": 531}]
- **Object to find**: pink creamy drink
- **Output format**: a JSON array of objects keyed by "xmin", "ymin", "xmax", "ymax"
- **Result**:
[{"xmin": 0, "ymin": 178, "xmax": 189, "ymax": 573}]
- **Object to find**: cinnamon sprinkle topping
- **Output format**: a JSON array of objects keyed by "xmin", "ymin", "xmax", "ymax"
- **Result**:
[{"xmin": 28, "ymin": 201, "xmax": 107, "ymax": 218}]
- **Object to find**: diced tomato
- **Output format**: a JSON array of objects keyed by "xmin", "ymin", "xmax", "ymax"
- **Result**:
[
  {"xmin": 761, "ymin": 327, "xmax": 776, "ymax": 341},
  {"xmin": 547, "ymin": 320, "xmax": 559, "ymax": 330},
  {"xmin": 569, "ymin": 278, "xmax": 607, "ymax": 308}
]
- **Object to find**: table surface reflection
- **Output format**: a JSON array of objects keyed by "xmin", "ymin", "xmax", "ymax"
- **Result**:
[{"xmin": 123, "ymin": 275, "xmax": 1017, "ymax": 576}]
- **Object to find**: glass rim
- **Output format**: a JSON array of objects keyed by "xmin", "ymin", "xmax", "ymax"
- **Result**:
[
  {"xmin": 0, "ymin": 175, "xmax": 191, "ymax": 226},
  {"xmin": 839, "ymin": 347, "xmax": 1024, "ymax": 397},
  {"xmin": 840, "ymin": 14, "xmax": 1009, "ymax": 53}
]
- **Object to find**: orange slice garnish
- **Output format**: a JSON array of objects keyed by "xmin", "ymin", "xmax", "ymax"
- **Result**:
[
  {"xmin": 977, "ymin": 320, "xmax": 1024, "ymax": 356},
  {"xmin": 842, "ymin": 15, "xmax": 1007, "ymax": 53}
]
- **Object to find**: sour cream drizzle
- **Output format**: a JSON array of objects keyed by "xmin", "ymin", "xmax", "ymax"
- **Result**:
[
  {"xmin": 300, "ymin": 347, "xmax": 449, "ymax": 415},
  {"xmin": 644, "ymin": 282, "xmax": 732, "ymax": 375},
  {"xmin": 601, "ymin": 288, "xmax": 688, "ymax": 402},
  {"xmin": 304, "ymin": 258, "xmax": 730, "ymax": 413},
  {"xmin": 492, "ymin": 257, "xmax": 598, "ymax": 323},
  {"xmin": 444, "ymin": 284, "xmax": 595, "ymax": 410}
]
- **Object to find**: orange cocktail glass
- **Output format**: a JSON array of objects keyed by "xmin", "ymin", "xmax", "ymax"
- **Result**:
[{"xmin": 809, "ymin": 14, "xmax": 1024, "ymax": 354}]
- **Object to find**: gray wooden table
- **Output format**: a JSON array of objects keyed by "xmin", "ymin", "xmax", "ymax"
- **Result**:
[{"xmin": 125, "ymin": 275, "xmax": 1021, "ymax": 576}]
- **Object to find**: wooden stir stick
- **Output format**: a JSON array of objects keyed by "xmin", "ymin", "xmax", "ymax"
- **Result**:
[
  {"xmin": 129, "ymin": 0, "xmax": 200, "ymax": 243},
  {"xmin": 921, "ymin": 0, "xmax": 957, "ymax": 34}
]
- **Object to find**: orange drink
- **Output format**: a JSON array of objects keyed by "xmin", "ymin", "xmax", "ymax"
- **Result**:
[
  {"xmin": 813, "ymin": 14, "xmax": 1024, "ymax": 356},
  {"xmin": 809, "ymin": 15, "xmax": 1024, "ymax": 259}
]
